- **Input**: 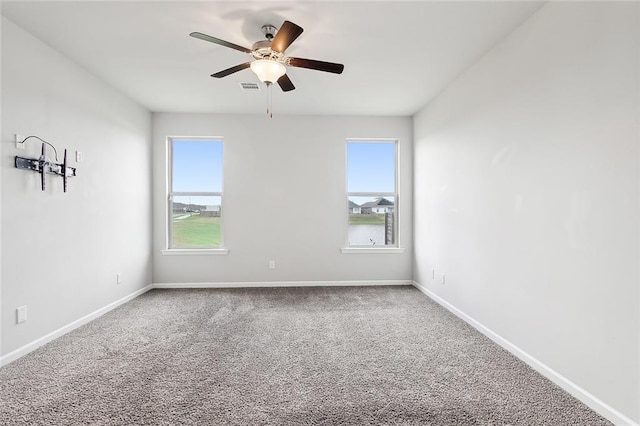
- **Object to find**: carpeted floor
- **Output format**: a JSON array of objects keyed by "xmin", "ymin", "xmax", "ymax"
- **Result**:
[{"xmin": 0, "ymin": 286, "xmax": 611, "ymax": 425}]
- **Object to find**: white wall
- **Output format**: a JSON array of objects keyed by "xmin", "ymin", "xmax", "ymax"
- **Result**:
[
  {"xmin": 0, "ymin": 16, "xmax": 4, "ymax": 360},
  {"xmin": 414, "ymin": 2, "xmax": 639, "ymax": 423},
  {"xmin": 153, "ymin": 113, "xmax": 412, "ymax": 284},
  {"xmin": 1, "ymin": 18, "xmax": 152, "ymax": 358}
]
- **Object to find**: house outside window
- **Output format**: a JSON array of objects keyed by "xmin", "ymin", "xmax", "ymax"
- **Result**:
[
  {"xmin": 167, "ymin": 138, "xmax": 224, "ymax": 250},
  {"xmin": 346, "ymin": 140, "xmax": 398, "ymax": 247}
]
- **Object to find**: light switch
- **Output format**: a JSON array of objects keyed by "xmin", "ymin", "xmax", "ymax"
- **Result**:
[{"xmin": 16, "ymin": 306, "xmax": 27, "ymax": 324}]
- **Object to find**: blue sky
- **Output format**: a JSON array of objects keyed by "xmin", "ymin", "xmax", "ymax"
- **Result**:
[
  {"xmin": 347, "ymin": 141, "xmax": 396, "ymax": 193},
  {"xmin": 172, "ymin": 139, "xmax": 223, "ymax": 193},
  {"xmin": 172, "ymin": 139, "xmax": 396, "ymax": 204}
]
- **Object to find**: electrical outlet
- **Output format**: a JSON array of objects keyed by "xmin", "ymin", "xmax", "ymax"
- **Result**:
[
  {"xmin": 16, "ymin": 306, "xmax": 27, "ymax": 324},
  {"xmin": 15, "ymin": 134, "xmax": 25, "ymax": 150},
  {"xmin": 75, "ymin": 151, "xmax": 82, "ymax": 163},
  {"xmin": 117, "ymin": 273, "xmax": 123, "ymax": 284},
  {"xmin": 441, "ymin": 274, "xmax": 446, "ymax": 285},
  {"xmin": 269, "ymin": 260, "xmax": 276, "ymax": 270},
  {"xmin": 432, "ymin": 269, "xmax": 435, "ymax": 280}
]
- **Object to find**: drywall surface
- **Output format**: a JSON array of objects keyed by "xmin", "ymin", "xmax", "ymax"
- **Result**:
[
  {"xmin": 1, "ymin": 18, "xmax": 152, "ymax": 356},
  {"xmin": 413, "ymin": 2, "xmax": 639, "ymax": 422},
  {"xmin": 0, "ymin": 15, "xmax": 4, "ymax": 360},
  {"xmin": 152, "ymin": 113, "xmax": 412, "ymax": 283}
]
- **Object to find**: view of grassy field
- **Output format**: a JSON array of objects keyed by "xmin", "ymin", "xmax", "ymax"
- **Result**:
[
  {"xmin": 348, "ymin": 214, "xmax": 385, "ymax": 225},
  {"xmin": 171, "ymin": 213, "xmax": 383, "ymax": 247},
  {"xmin": 172, "ymin": 214, "xmax": 221, "ymax": 247}
]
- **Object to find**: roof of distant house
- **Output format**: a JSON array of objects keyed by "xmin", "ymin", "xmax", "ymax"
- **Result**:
[{"xmin": 360, "ymin": 198, "xmax": 394, "ymax": 208}]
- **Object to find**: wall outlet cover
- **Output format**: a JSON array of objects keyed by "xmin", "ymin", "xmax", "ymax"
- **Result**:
[
  {"xmin": 15, "ymin": 134, "xmax": 25, "ymax": 150},
  {"xmin": 16, "ymin": 305, "xmax": 27, "ymax": 323}
]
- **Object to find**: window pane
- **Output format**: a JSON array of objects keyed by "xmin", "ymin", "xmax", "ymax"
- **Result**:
[
  {"xmin": 172, "ymin": 140, "xmax": 223, "ymax": 192},
  {"xmin": 172, "ymin": 195, "xmax": 221, "ymax": 248},
  {"xmin": 348, "ymin": 196, "xmax": 395, "ymax": 246},
  {"xmin": 170, "ymin": 138, "xmax": 223, "ymax": 249},
  {"xmin": 347, "ymin": 142, "xmax": 395, "ymax": 193}
]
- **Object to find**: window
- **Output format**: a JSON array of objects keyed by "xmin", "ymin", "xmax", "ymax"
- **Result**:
[
  {"xmin": 168, "ymin": 138, "xmax": 224, "ymax": 250},
  {"xmin": 346, "ymin": 140, "xmax": 398, "ymax": 248}
]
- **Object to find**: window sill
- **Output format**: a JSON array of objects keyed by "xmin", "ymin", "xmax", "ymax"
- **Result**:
[
  {"xmin": 161, "ymin": 248, "xmax": 229, "ymax": 256},
  {"xmin": 341, "ymin": 247, "xmax": 405, "ymax": 254}
]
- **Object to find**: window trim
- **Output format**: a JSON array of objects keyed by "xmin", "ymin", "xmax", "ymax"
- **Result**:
[
  {"xmin": 340, "ymin": 247, "xmax": 405, "ymax": 254},
  {"xmin": 344, "ymin": 138, "xmax": 400, "ymax": 251},
  {"xmin": 161, "ymin": 248, "xmax": 229, "ymax": 256},
  {"xmin": 166, "ymin": 137, "xmax": 227, "ymax": 253}
]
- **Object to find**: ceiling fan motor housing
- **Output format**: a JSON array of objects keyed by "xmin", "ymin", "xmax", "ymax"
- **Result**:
[
  {"xmin": 261, "ymin": 24, "xmax": 277, "ymax": 40},
  {"xmin": 251, "ymin": 40, "xmax": 284, "ymax": 62}
]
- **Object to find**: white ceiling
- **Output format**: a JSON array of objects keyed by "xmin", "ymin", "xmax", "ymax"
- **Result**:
[{"xmin": 1, "ymin": 1, "xmax": 543, "ymax": 116}]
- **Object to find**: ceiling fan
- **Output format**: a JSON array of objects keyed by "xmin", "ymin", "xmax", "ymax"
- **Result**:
[{"xmin": 190, "ymin": 20, "xmax": 344, "ymax": 93}]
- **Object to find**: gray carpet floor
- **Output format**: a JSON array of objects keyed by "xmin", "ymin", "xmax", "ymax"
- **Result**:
[{"xmin": 0, "ymin": 286, "xmax": 611, "ymax": 425}]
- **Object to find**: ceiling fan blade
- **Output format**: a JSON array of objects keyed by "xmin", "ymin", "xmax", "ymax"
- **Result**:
[
  {"xmin": 211, "ymin": 62, "xmax": 251, "ymax": 78},
  {"xmin": 190, "ymin": 32, "xmax": 252, "ymax": 54},
  {"xmin": 288, "ymin": 57, "xmax": 344, "ymax": 74},
  {"xmin": 277, "ymin": 74, "xmax": 296, "ymax": 92},
  {"xmin": 271, "ymin": 21, "xmax": 303, "ymax": 53}
]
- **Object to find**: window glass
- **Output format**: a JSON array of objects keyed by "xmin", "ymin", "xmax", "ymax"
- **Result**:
[
  {"xmin": 169, "ymin": 139, "xmax": 223, "ymax": 249},
  {"xmin": 172, "ymin": 141, "xmax": 223, "ymax": 192},
  {"xmin": 346, "ymin": 141, "xmax": 397, "ymax": 247},
  {"xmin": 347, "ymin": 142, "xmax": 396, "ymax": 193}
]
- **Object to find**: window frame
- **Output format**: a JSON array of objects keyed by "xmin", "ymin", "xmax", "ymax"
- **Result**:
[
  {"xmin": 343, "ymin": 138, "xmax": 403, "ymax": 254},
  {"xmin": 162, "ymin": 136, "xmax": 228, "ymax": 255}
]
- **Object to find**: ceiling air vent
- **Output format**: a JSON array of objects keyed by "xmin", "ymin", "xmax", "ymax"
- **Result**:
[{"xmin": 239, "ymin": 82, "xmax": 261, "ymax": 92}]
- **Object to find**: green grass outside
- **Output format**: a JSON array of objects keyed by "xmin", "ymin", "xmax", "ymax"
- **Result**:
[
  {"xmin": 348, "ymin": 213, "xmax": 385, "ymax": 225},
  {"xmin": 171, "ymin": 213, "xmax": 380, "ymax": 247},
  {"xmin": 172, "ymin": 214, "xmax": 221, "ymax": 248}
]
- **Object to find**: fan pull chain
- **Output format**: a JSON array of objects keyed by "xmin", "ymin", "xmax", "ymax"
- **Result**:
[{"xmin": 266, "ymin": 83, "xmax": 273, "ymax": 118}]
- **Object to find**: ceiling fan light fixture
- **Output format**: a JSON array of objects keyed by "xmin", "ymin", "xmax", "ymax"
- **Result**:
[{"xmin": 250, "ymin": 59, "xmax": 286, "ymax": 84}]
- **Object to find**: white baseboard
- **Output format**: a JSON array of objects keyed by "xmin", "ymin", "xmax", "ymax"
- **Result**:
[
  {"xmin": 412, "ymin": 281, "xmax": 638, "ymax": 426},
  {"xmin": 152, "ymin": 280, "xmax": 413, "ymax": 289},
  {"xmin": 0, "ymin": 285, "xmax": 153, "ymax": 367}
]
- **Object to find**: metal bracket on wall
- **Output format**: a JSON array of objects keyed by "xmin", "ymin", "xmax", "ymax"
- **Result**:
[{"xmin": 15, "ymin": 143, "xmax": 77, "ymax": 192}]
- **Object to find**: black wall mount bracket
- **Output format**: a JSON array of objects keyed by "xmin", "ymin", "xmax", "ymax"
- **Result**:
[{"xmin": 15, "ymin": 142, "xmax": 77, "ymax": 192}]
